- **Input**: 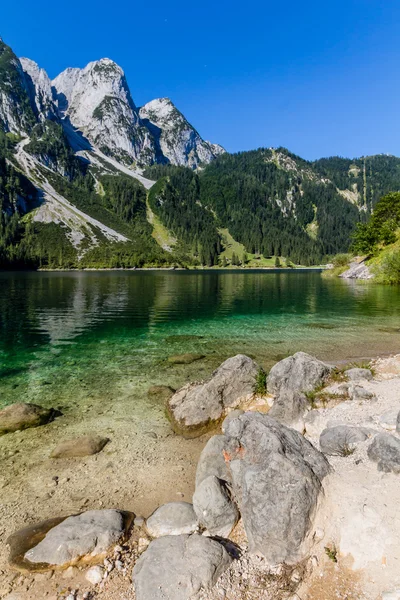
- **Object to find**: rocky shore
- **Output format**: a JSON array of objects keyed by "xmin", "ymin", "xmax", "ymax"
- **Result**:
[{"xmin": 1, "ymin": 351, "xmax": 400, "ymax": 600}]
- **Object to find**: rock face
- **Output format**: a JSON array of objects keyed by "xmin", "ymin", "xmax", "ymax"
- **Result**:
[
  {"xmin": 139, "ymin": 98, "xmax": 222, "ymax": 169},
  {"xmin": 345, "ymin": 368, "xmax": 373, "ymax": 381},
  {"xmin": 167, "ymin": 355, "xmax": 259, "ymax": 437},
  {"xmin": 319, "ymin": 426, "xmax": 370, "ymax": 456},
  {"xmin": 132, "ymin": 534, "xmax": 232, "ymax": 600},
  {"xmin": 368, "ymin": 433, "xmax": 400, "ymax": 473},
  {"xmin": 223, "ymin": 412, "xmax": 331, "ymax": 564},
  {"xmin": 267, "ymin": 389, "xmax": 309, "ymax": 431},
  {"xmin": 0, "ymin": 403, "xmax": 56, "ymax": 435},
  {"xmin": 24, "ymin": 510, "xmax": 127, "ymax": 567},
  {"xmin": 193, "ymin": 476, "xmax": 239, "ymax": 537},
  {"xmin": 146, "ymin": 503, "xmax": 198, "ymax": 538},
  {"xmin": 340, "ymin": 260, "xmax": 373, "ymax": 280},
  {"xmin": 195, "ymin": 435, "xmax": 232, "ymax": 487},
  {"xmin": 20, "ymin": 58, "xmax": 56, "ymax": 122},
  {"xmin": 50, "ymin": 435, "xmax": 109, "ymax": 458},
  {"xmin": 267, "ymin": 352, "xmax": 332, "ymax": 396}
]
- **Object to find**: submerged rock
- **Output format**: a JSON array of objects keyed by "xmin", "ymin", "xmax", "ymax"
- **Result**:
[
  {"xmin": 132, "ymin": 534, "xmax": 232, "ymax": 600},
  {"xmin": 147, "ymin": 385, "xmax": 175, "ymax": 399},
  {"xmin": 50, "ymin": 436, "xmax": 109, "ymax": 458},
  {"xmin": 167, "ymin": 353, "xmax": 205, "ymax": 365},
  {"xmin": 267, "ymin": 352, "xmax": 332, "ymax": 396},
  {"xmin": 193, "ymin": 476, "xmax": 239, "ymax": 537},
  {"xmin": 368, "ymin": 433, "xmax": 400, "ymax": 473},
  {"xmin": 222, "ymin": 412, "xmax": 331, "ymax": 564},
  {"xmin": 146, "ymin": 502, "xmax": 198, "ymax": 538},
  {"xmin": 319, "ymin": 425, "xmax": 371, "ymax": 456},
  {"xmin": 167, "ymin": 355, "xmax": 259, "ymax": 437},
  {"xmin": 23, "ymin": 510, "xmax": 130, "ymax": 568},
  {"xmin": 0, "ymin": 403, "xmax": 57, "ymax": 435}
]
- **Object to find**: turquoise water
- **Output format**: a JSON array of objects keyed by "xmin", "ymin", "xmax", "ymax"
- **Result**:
[{"xmin": 1, "ymin": 270, "xmax": 400, "ymax": 411}]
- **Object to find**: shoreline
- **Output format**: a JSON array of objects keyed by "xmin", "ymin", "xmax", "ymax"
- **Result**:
[{"xmin": 1, "ymin": 266, "xmax": 327, "ymax": 273}]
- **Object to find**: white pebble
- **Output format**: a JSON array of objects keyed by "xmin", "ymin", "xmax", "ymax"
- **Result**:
[{"xmin": 85, "ymin": 565, "xmax": 104, "ymax": 585}]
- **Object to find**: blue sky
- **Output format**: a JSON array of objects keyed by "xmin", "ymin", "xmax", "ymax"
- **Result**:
[{"xmin": 2, "ymin": 0, "xmax": 400, "ymax": 159}]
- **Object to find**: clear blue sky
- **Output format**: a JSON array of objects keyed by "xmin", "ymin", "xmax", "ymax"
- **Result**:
[{"xmin": 2, "ymin": 0, "xmax": 400, "ymax": 159}]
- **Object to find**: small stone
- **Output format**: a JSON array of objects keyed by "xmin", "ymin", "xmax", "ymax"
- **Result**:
[
  {"xmin": 50, "ymin": 436, "xmax": 109, "ymax": 458},
  {"xmin": 115, "ymin": 560, "xmax": 124, "ymax": 570},
  {"xmin": 134, "ymin": 517, "xmax": 145, "ymax": 527},
  {"xmin": 62, "ymin": 566, "xmax": 78, "ymax": 579},
  {"xmin": 138, "ymin": 538, "xmax": 150, "ymax": 554},
  {"xmin": 379, "ymin": 410, "xmax": 399, "ymax": 431},
  {"xmin": 345, "ymin": 368, "xmax": 373, "ymax": 381},
  {"xmin": 85, "ymin": 565, "xmax": 104, "ymax": 585},
  {"xmin": 146, "ymin": 502, "xmax": 198, "ymax": 538}
]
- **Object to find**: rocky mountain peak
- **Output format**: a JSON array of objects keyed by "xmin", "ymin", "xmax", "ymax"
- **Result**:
[{"xmin": 20, "ymin": 57, "xmax": 56, "ymax": 122}]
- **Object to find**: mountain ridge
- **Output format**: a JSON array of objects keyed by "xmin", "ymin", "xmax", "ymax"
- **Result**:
[{"xmin": 1, "ymin": 38, "xmax": 400, "ymax": 270}]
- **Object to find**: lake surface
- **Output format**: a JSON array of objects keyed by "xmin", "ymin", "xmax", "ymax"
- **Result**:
[{"xmin": 1, "ymin": 270, "xmax": 400, "ymax": 411}]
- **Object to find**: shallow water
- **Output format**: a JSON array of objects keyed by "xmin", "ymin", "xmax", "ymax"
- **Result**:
[{"xmin": 0, "ymin": 270, "xmax": 400, "ymax": 411}]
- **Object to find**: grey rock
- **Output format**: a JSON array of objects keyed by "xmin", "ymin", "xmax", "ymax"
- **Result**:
[
  {"xmin": 167, "ymin": 353, "xmax": 205, "ymax": 365},
  {"xmin": 50, "ymin": 436, "xmax": 109, "ymax": 458},
  {"xmin": 221, "ymin": 410, "xmax": 245, "ymax": 434},
  {"xmin": 193, "ymin": 476, "xmax": 239, "ymax": 537},
  {"xmin": 345, "ymin": 368, "xmax": 373, "ymax": 381},
  {"xmin": 146, "ymin": 502, "xmax": 198, "ymax": 538},
  {"xmin": 267, "ymin": 352, "xmax": 332, "ymax": 395},
  {"xmin": 132, "ymin": 534, "xmax": 232, "ymax": 600},
  {"xmin": 340, "ymin": 261, "xmax": 373, "ymax": 280},
  {"xmin": 24, "ymin": 510, "xmax": 126, "ymax": 566},
  {"xmin": 397, "ymin": 410, "xmax": 400, "ymax": 434},
  {"xmin": 195, "ymin": 435, "xmax": 231, "ymax": 488},
  {"xmin": 0, "ymin": 403, "xmax": 56, "ymax": 435},
  {"xmin": 379, "ymin": 410, "xmax": 399, "ymax": 431},
  {"xmin": 349, "ymin": 384, "xmax": 376, "ymax": 401},
  {"xmin": 368, "ymin": 433, "xmax": 400, "ymax": 473},
  {"xmin": 268, "ymin": 389, "xmax": 309, "ymax": 430},
  {"xmin": 319, "ymin": 426, "xmax": 370, "ymax": 456},
  {"xmin": 222, "ymin": 412, "xmax": 331, "ymax": 564},
  {"xmin": 167, "ymin": 355, "xmax": 259, "ymax": 437}
]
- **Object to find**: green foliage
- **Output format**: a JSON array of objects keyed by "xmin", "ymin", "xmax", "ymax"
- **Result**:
[
  {"xmin": 275, "ymin": 256, "xmax": 281, "ymax": 268},
  {"xmin": 254, "ymin": 369, "xmax": 267, "ymax": 395},
  {"xmin": 375, "ymin": 248, "xmax": 400, "ymax": 284},
  {"xmin": 332, "ymin": 253, "xmax": 351, "ymax": 267},
  {"xmin": 351, "ymin": 192, "xmax": 400, "ymax": 254},
  {"xmin": 26, "ymin": 121, "xmax": 84, "ymax": 180},
  {"xmin": 148, "ymin": 167, "xmax": 221, "ymax": 266}
]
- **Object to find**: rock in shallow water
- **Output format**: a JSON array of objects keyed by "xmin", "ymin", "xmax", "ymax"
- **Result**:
[
  {"xmin": 146, "ymin": 502, "xmax": 198, "ymax": 538},
  {"xmin": 222, "ymin": 412, "xmax": 331, "ymax": 564},
  {"xmin": 167, "ymin": 353, "xmax": 205, "ymax": 365},
  {"xmin": 0, "ymin": 403, "xmax": 57, "ymax": 435},
  {"xmin": 24, "ymin": 510, "xmax": 129, "ymax": 567},
  {"xmin": 50, "ymin": 436, "xmax": 109, "ymax": 458},
  {"xmin": 193, "ymin": 475, "xmax": 239, "ymax": 538},
  {"xmin": 267, "ymin": 352, "xmax": 332, "ymax": 396},
  {"xmin": 167, "ymin": 354, "xmax": 259, "ymax": 437},
  {"xmin": 132, "ymin": 534, "xmax": 232, "ymax": 600}
]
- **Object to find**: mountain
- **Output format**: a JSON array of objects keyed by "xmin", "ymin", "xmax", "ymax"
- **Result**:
[{"xmin": 1, "ymin": 38, "xmax": 400, "ymax": 270}]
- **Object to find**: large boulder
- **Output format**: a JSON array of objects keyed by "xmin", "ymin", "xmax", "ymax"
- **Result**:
[
  {"xmin": 267, "ymin": 352, "xmax": 332, "ymax": 396},
  {"xmin": 132, "ymin": 534, "xmax": 232, "ymax": 600},
  {"xmin": 24, "ymin": 510, "xmax": 129, "ymax": 567},
  {"xmin": 50, "ymin": 436, "xmax": 109, "ymax": 458},
  {"xmin": 167, "ymin": 355, "xmax": 259, "ymax": 437},
  {"xmin": 0, "ymin": 403, "xmax": 56, "ymax": 435},
  {"xmin": 193, "ymin": 476, "xmax": 239, "ymax": 538},
  {"xmin": 195, "ymin": 435, "xmax": 232, "ymax": 488},
  {"xmin": 146, "ymin": 503, "xmax": 198, "ymax": 538},
  {"xmin": 368, "ymin": 433, "xmax": 400, "ymax": 473},
  {"xmin": 267, "ymin": 389, "xmax": 309, "ymax": 431},
  {"xmin": 222, "ymin": 412, "xmax": 331, "ymax": 564},
  {"xmin": 319, "ymin": 426, "xmax": 371, "ymax": 456}
]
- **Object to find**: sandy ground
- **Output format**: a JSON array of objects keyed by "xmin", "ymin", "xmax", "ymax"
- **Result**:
[{"xmin": 2, "ymin": 355, "xmax": 400, "ymax": 600}]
